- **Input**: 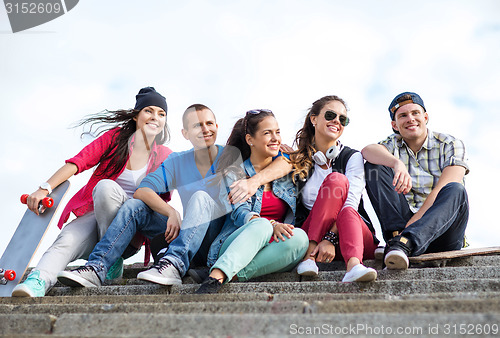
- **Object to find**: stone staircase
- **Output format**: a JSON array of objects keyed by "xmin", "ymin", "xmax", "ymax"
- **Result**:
[{"xmin": 1, "ymin": 254, "xmax": 500, "ymax": 337}]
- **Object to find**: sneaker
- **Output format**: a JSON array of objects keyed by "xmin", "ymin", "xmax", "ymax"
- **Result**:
[
  {"xmin": 137, "ymin": 259, "xmax": 182, "ymax": 285},
  {"xmin": 106, "ymin": 257, "xmax": 124, "ymax": 280},
  {"xmin": 296, "ymin": 259, "xmax": 319, "ymax": 276},
  {"xmin": 384, "ymin": 235, "xmax": 412, "ymax": 270},
  {"xmin": 342, "ymin": 264, "xmax": 377, "ymax": 283},
  {"xmin": 57, "ymin": 266, "xmax": 102, "ymax": 287},
  {"xmin": 187, "ymin": 268, "xmax": 210, "ymax": 284},
  {"xmin": 374, "ymin": 245, "xmax": 385, "ymax": 260},
  {"xmin": 11, "ymin": 270, "xmax": 45, "ymax": 297},
  {"xmin": 195, "ymin": 277, "xmax": 223, "ymax": 294}
]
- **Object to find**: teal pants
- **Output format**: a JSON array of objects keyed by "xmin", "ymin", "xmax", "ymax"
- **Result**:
[{"xmin": 212, "ymin": 218, "xmax": 309, "ymax": 282}]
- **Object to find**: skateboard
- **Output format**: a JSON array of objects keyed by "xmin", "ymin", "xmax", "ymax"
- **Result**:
[
  {"xmin": 0, "ymin": 180, "xmax": 70, "ymax": 297},
  {"xmin": 409, "ymin": 246, "xmax": 500, "ymax": 267}
]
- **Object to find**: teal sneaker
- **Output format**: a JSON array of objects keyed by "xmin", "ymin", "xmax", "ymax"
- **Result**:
[
  {"xmin": 11, "ymin": 270, "xmax": 46, "ymax": 297},
  {"xmin": 106, "ymin": 257, "xmax": 124, "ymax": 280}
]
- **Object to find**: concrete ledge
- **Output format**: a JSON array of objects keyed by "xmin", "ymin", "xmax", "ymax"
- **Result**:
[
  {"xmin": 174, "ymin": 278, "xmax": 500, "ymax": 296},
  {"xmin": 3, "ymin": 297, "xmax": 500, "ymax": 316},
  {"xmin": 1, "ymin": 293, "xmax": 273, "ymax": 305},
  {"xmin": 303, "ymin": 265, "xmax": 500, "ymax": 282},
  {"xmin": 40, "ymin": 278, "xmax": 500, "ymax": 297},
  {"xmin": 50, "ymin": 313, "xmax": 500, "ymax": 337},
  {"xmin": 1, "ymin": 301, "xmax": 308, "ymax": 316},
  {"xmin": 0, "ymin": 314, "xmax": 56, "ymax": 335}
]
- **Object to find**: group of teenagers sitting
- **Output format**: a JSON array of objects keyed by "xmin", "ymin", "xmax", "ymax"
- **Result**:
[{"xmin": 12, "ymin": 87, "xmax": 470, "ymax": 297}]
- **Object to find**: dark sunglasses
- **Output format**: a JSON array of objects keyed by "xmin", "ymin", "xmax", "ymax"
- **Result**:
[
  {"xmin": 324, "ymin": 110, "xmax": 350, "ymax": 126},
  {"xmin": 244, "ymin": 109, "xmax": 272, "ymax": 134},
  {"xmin": 246, "ymin": 109, "xmax": 272, "ymax": 115}
]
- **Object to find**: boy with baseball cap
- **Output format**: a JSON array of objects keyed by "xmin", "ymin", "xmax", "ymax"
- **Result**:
[{"xmin": 362, "ymin": 92, "xmax": 469, "ymax": 270}]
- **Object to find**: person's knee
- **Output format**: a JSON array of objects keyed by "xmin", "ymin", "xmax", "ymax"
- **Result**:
[
  {"xmin": 188, "ymin": 190, "xmax": 213, "ymax": 208},
  {"xmin": 444, "ymin": 182, "xmax": 466, "ymax": 194},
  {"xmin": 93, "ymin": 179, "xmax": 119, "ymax": 200},
  {"xmin": 291, "ymin": 228, "xmax": 309, "ymax": 249},
  {"xmin": 325, "ymin": 172, "xmax": 348, "ymax": 185},
  {"xmin": 441, "ymin": 182, "xmax": 468, "ymax": 202},
  {"xmin": 247, "ymin": 218, "xmax": 273, "ymax": 238},
  {"xmin": 121, "ymin": 198, "xmax": 149, "ymax": 213},
  {"xmin": 321, "ymin": 172, "xmax": 349, "ymax": 198},
  {"xmin": 364, "ymin": 162, "xmax": 391, "ymax": 185}
]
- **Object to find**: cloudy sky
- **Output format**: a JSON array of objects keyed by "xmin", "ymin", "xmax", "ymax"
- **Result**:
[{"xmin": 1, "ymin": 0, "xmax": 499, "ymax": 266}]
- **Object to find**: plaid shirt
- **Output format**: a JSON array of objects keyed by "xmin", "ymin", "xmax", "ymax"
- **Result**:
[{"xmin": 379, "ymin": 129, "xmax": 469, "ymax": 212}]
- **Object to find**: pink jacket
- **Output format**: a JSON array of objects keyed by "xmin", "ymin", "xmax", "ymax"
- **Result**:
[{"xmin": 59, "ymin": 128, "xmax": 172, "ymax": 229}]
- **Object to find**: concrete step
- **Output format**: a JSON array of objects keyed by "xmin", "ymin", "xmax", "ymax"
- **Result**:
[
  {"xmin": 117, "ymin": 255, "xmax": 500, "ymax": 278},
  {"xmin": 48, "ymin": 264, "xmax": 500, "ymax": 288},
  {"xmin": 4, "ymin": 290, "xmax": 500, "ymax": 305},
  {"xmin": 2, "ymin": 313, "xmax": 498, "ymax": 337},
  {"xmin": 2, "ymin": 295, "xmax": 499, "ymax": 316},
  {"xmin": 44, "ymin": 278, "xmax": 500, "ymax": 297}
]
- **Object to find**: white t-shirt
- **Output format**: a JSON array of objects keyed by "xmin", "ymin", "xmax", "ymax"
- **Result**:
[{"xmin": 115, "ymin": 165, "xmax": 148, "ymax": 198}]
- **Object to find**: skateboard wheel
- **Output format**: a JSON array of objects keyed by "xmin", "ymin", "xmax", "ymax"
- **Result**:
[
  {"xmin": 5, "ymin": 270, "xmax": 15, "ymax": 281},
  {"xmin": 20, "ymin": 194, "xmax": 29, "ymax": 204},
  {"xmin": 20, "ymin": 194, "xmax": 54, "ymax": 208},
  {"xmin": 42, "ymin": 197, "xmax": 54, "ymax": 208}
]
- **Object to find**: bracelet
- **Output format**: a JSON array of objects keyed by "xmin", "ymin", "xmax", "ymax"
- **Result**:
[
  {"xmin": 322, "ymin": 231, "xmax": 339, "ymax": 246},
  {"xmin": 269, "ymin": 219, "xmax": 277, "ymax": 228}
]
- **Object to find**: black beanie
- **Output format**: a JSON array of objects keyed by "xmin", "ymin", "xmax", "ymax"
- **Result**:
[{"xmin": 134, "ymin": 87, "xmax": 168, "ymax": 113}]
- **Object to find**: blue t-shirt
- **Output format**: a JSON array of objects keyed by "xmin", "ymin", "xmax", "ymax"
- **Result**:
[{"xmin": 138, "ymin": 145, "xmax": 224, "ymax": 214}]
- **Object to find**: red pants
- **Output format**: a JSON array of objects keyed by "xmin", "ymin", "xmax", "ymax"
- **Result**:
[{"xmin": 301, "ymin": 172, "xmax": 377, "ymax": 264}]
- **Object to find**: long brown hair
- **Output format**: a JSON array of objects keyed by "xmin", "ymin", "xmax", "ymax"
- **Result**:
[
  {"xmin": 74, "ymin": 108, "xmax": 170, "ymax": 178},
  {"xmin": 291, "ymin": 95, "xmax": 347, "ymax": 182},
  {"xmin": 216, "ymin": 109, "xmax": 275, "ymax": 178}
]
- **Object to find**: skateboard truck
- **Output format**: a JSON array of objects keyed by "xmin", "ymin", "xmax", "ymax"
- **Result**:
[
  {"xmin": 20, "ymin": 194, "xmax": 54, "ymax": 211},
  {"xmin": 0, "ymin": 268, "xmax": 16, "ymax": 285}
]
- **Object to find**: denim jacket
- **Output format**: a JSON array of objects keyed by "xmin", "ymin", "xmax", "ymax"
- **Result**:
[
  {"xmin": 206, "ymin": 157, "xmax": 297, "ymax": 266},
  {"xmin": 231, "ymin": 158, "xmax": 296, "ymax": 226}
]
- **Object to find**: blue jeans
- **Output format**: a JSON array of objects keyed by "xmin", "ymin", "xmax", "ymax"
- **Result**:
[
  {"xmin": 86, "ymin": 199, "xmax": 168, "ymax": 282},
  {"xmin": 365, "ymin": 163, "xmax": 469, "ymax": 256},
  {"xmin": 163, "ymin": 191, "xmax": 234, "ymax": 276}
]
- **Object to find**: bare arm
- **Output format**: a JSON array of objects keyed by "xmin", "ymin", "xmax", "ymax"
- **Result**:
[
  {"xmin": 228, "ymin": 156, "xmax": 292, "ymax": 204},
  {"xmin": 27, "ymin": 163, "xmax": 78, "ymax": 215},
  {"xmin": 133, "ymin": 187, "xmax": 181, "ymax": 243},
  {"xmin": 362, "ymin": 144, "xmax": 412, "ymax": 194},
  {"xmin": 406, "ymin": 165, "xmax": 466, "ymax": 227}
]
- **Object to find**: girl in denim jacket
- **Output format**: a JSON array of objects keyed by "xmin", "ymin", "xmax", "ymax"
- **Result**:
[{"xmin": 195, "ymin": 109, "xmax": 308, "ymax": 293}]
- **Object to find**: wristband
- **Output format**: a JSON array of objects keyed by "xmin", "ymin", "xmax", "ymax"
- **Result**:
[
  {"xmin": 269, "ymin": 219, "xmax": 277, "ymax": 228},
  {"xmin": 322, "ymin": 231, "xmax": 339, "ymax": 246}
]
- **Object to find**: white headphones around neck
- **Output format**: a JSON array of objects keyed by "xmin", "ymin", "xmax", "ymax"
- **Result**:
[{"xmin": 312, "ymin": 145, "xmax": 340, "ymax": 166}]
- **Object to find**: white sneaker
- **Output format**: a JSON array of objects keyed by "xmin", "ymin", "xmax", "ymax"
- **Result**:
[
  {"xmin": 297, "ymin": 259, "xmax": 319, "ymax": 276},
  {"xmin": 57, "ymin": 266, "xmax": 102, "ymax": 287},
  {"xmin": 137, "ymin": 259, "xmax": 182, "ymax": 285},
  {"xmin": 384, "ymin": 249, "xmax": 409, "ymax": 270},
  {"xmin": 342, "ymin": 264, "xmax": 377, "ymax": 283}
]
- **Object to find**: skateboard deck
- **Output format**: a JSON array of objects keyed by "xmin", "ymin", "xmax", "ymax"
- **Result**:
[
  {"xmin": 409, "ymin": 246, "xmax": 500, "ymax": 267},
  {"xmin": 0, "ymin": 180, "xmax": 70, "ymax": 297}
]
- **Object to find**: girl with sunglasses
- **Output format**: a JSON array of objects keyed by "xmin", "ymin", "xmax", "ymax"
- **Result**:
[
  {"xmin": 195, "ymin": 109, "xmax": 308, "ymax": 293},
  {"xmin": 291, "ymin": 95, "xmax": 379, "ymax": 282},
  {"xmin": 12, "ymin": 87, "xmax": 173, "ymax": 297}
]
